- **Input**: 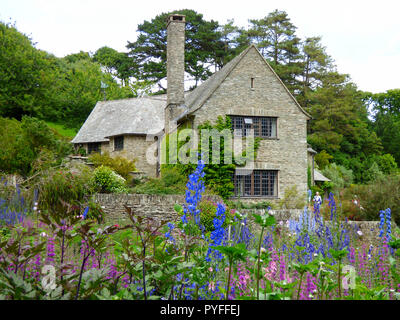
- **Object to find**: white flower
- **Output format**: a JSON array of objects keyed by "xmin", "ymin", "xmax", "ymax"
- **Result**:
[
  {"xmin": 260, "ymin": 247, "xmax": 266, "ymax": 253},
  {"xmin": 34, "ymin": 202, "xmax": 38, "ymax": 206},
  {"xmin": 40, "ymin": 232, "xmax": 47, "ymax": 237},
  {"xmin": 357, "ymin": 230, "xmax": 363, "ymax": 236},
  {"xmin": 314, "ymin": 253, "xmax": 318, "ymax": 257},
  {"xmin": 33, "ymin": 206, "xmax": 37, "ymax": 211}
]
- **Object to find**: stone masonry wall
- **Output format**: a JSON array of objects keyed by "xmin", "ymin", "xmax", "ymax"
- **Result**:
[
  {"xmin": 94, "ymin": 193, "xmax": 394, "ymax": 246},
  {"xmin": 94, "ymin": 193, "xmax": 222, "ymax": 224},
  {"xmin": 109, "ymin": 135, "xmax": 158, "ymax": 178},
  {"xmin": 192, "ymin": 46, "xmax": 309, "ymax": 200}
]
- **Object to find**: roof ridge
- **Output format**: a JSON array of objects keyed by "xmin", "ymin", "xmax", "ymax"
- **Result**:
[{"xmin": 183, "ymin": 45, "xmax": 253, "ymax": 117}]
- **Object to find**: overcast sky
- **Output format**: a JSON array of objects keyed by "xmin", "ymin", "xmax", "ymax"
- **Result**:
[{"xmin": 1, "ymin": 0, "xmax": 399, "ymax": 93}]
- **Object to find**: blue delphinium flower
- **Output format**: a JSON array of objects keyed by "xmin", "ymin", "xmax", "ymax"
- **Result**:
[
  {"xmin": 82, "ymin": 206, "xmax": 89, "ymax": 219},
  {"xmin": 182, "ymin": 158, "xmax": 206, "ymax": 229},
  {"xmin": 165, "ymin": 222, "xmax": 176, "ymax": 249},
  {"xmin": 378, "ymin": 209, "xmax": 393, "ymax": 242},
  {"xmin": 205, "ymin": 203, "xmax": 226, "ymax": 262},
  {"xmin": 385, "ymin": 208, "xmax": 391, "ymax": 242},
  {"xmin": 328, "ymin": 192, "xmax": 337, "ymax": 222}
]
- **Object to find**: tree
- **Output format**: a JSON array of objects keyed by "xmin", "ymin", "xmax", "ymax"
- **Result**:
[
  {"xmin": 0, "ymin": 116, "xmax": 72, "ymax": 176},
  {"xmin": 93, "ymin": 46, "xmax": 136, "ymax": 86},
  {"xmin": 365, "ymin": 89, "xmax": 400, "ymax": 166},
  {"xmin": 126, "ymin": 9, "xmax": 223, "ymax": 91},
  {"xmin": 247, "ymin": 10, "xmax": 303, "ymax": 94},
  {"xmin": 214, "ymin": 19, "xmax": 250, "ymax": 70},
  {"xmin": 297, "ymin": 36, "xmax": 335, "ymax": 108},
  {"xmin": 0, "ymin": 22, "xmax": 54, "ymax": 119}
]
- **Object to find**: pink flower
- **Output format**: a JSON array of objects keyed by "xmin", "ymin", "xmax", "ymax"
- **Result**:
[{"xmin": 208, "ymin": 281, "xmax": 215, "ymax": 291}]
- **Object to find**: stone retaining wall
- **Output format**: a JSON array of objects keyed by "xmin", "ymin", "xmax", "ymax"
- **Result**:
[
  {"xmin": 94, "ymin": 193, "xmax": 396, "ymax": 245},
  {"xmin": 93, "ymin": 193, "xmax": 222, "ymax": 224}
]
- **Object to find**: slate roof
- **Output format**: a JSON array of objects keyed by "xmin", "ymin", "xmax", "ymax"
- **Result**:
[
  {"xmin": 181, "ymin": 44, "xmax": 311, "ymax": 120},
  {"xmin": 307, "ymin": 147, "xmax": 317, "ymax": 154},
  {"xmin": 71, "ymin": 95, "xmax": 167, "ymax": 144},
  {"xmin": 72, "ymin": 44, "xmax": 311, "ymax": 144},
  {"xmin": 314, "ymin": 169, "xmax": 331, "ymax": 182}
]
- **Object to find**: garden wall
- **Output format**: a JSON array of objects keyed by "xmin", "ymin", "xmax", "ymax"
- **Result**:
[
  {"xmin": 93, "ymin": 193, "xmax": 223, "ymax": 224},
  {"xmin": 94, "ymin": 194, "xmax": 395, "ymax": 246}
]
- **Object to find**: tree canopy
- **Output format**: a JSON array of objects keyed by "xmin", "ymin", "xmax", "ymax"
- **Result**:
[{"xmin": 0, "ymin": 10, "xmax": 398, "ymax": 184}]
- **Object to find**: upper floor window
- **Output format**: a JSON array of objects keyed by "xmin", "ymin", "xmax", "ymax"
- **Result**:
[
  {"xmin": 230, "ymin": 116, "xmax": 277, "ymax": 138},
  {"xmin": 87, "ymin": 142, "xmax": 101, "ymax": 154},
  {"xmin": 114, "ymin": 136, "xmax": 124, "ymax": 151}
]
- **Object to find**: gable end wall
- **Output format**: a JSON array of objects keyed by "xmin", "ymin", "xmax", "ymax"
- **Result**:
[{"xmin": 191, "ymin": 47, "xmax": 308, "ymax": 200}]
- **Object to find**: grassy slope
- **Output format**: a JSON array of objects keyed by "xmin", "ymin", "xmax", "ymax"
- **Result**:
[{"xmin": 46, "ymin": 121, "xmax": 77, "ymax": 140}]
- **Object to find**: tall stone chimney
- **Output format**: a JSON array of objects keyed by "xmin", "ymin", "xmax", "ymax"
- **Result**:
[{"xmin": 165, "ymin": 14, "xmax": 186, "ymax": 134}]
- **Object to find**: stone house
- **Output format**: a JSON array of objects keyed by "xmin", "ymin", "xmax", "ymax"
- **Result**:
[{"xmin": 72, "ymin": 14, "xmax": 327, "ymax": 201}]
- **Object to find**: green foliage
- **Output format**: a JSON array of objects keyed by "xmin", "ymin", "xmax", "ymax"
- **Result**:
[
  {"xmin": 35, "ymin": 166, "xmax": 95, "ymax": 217},
  {"xmin": 348, "ymin": 174, "xmax": 400, "ymax": 225},
  {"xmin": 132, "ymin": 166, "xmax": 187, "ymax": 195},
  {"xmin": 93, "ymin": 46, "xmax": 137, "ymax": 86},
  {"xmin": 127, "ymin": 9, "xmax": 233, "ymax": 90},
  {"xmin": 247, "ymin": 10, "xmax": 303, "ymax": 94},
  {"xmin": 0, "ymin": 22, "xmax": 54, "ymax": 120},
  {"xmin": 225, "ymin": 200, "xmax": 274, "ymax": 210},
  {"xmin": 162, "ymin": 116, "xmax": 259, "ymax": 199},
  {"xmin": 92, "ymin": 166, "xmax": 129, "ymax": 194},
  {"xmin": 366, "ymin": 89, "xmax": 400, "ymax": 166},
  {"xmin": 278, "ymin": 185, "xmax": 306, "ymax": 209},
  {"xmin": 197, "ymin": 198, "xmax": 230, "ymax": 232},
  {"xmin": 0, "ymin": 116, "xmax": 72, "ymax": 176},
  {"xmin": 45, "ymin": 122, "xmax": 77, "ymax": 140},
  {"xmin": 314, "ymin": 150, "xmax": 333, "ymax": 169},
  {"xmin": 88, "ymin": 151, "xmax": 136, "ymax": 180},
  {"xmin": 322, "ymin": 163, "xmax": 353, "ymax": 193}
]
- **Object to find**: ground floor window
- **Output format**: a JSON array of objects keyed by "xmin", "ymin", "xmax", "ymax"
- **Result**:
[
  {"xmin": 232, "ymin": 170, "xmax": 278, "ymax": 197},
  {"xmin": 87, "ymin": 142, "xmax": 101, "ymax": 154}
]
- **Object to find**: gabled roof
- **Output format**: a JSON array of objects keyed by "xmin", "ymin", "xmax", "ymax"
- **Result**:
[
  {"xmin": 314, "ymin": 169, "xmax": 331, "ymax": 182},
  {"xmin": 72, "ymin": 44, "xmax": 310, "ymax": 144},
  {"xmin": 71, "ymin": 95, "xmax": 166, "ymax": 144},
  {"xmin": 307, "ymin": 147, "xmax": 317, "ymax": 154},
  {"xmin": 181, "ymin": 44, "xmax": 311, "ymax": 120}
]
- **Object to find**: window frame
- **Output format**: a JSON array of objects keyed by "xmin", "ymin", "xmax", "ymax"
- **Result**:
[
  {"xmin": 232, "ymin": 170, "xmax": 278, "ymax": 198},
  {"xmin": 114, "ymin": 135, "xmax": 124, "ymax": 151},
  {"xmin": 230, "ymin": 115, "xmax": 278, "ymax": 139},
  {"xmin": 87, "ymin": 142, "xmax": 101, "ymax": 154}
]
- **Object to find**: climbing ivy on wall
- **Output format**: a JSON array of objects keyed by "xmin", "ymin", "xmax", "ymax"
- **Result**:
[{"xmin": 161, "ymin": 116, "xmax": 260, "ymax": 199}]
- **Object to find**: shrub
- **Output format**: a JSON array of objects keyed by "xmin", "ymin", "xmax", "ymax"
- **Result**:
[
  {"xmin": 0, "ymin": 116, "xmax": 72, "ymax": 176},
  {"xmin": 35, "ymin": 166, "xmax": 95, "ymax": 217},
  {"xmin": 345, "ymin": 175, "xmax": 400, "ymax": 225},
  {"xmin": 278, "ymin": 185, "xmax": 306, "ymax": 209},
  {"xmin": 132, "ymin": 166, "xmax": 187, "ymax": 195},
  {"xmin": 198, "ymin": 198, "xmax": 229, "ymax": 232},
  {"xmin": 88, "ymin": 152, "xmax": 136, "ymax": 180},
  {"xmin": 322, "ymin": 163, "xmax": 353, "ymax": 193},
  {"xmin": 225, "ymin": 200, "xmax": 274, "ymax": 210},
  {"xmin": 93, "ymin": 165, "xmax": 129, "ymax": 194}
]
